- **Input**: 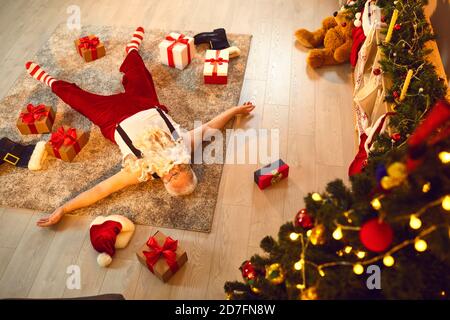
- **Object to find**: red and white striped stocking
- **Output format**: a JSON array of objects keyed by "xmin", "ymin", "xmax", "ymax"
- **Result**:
[
  {"xmin": 25, "ymin": 62, "xmax": 56, "ymax": 88},
  {"xmin": 126, "ymin": 27, "xmax": 144, "ymax": 54}
]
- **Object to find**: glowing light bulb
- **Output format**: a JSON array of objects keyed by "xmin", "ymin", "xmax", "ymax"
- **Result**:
[
  {"xmin": 353, "ymin": 263, "xmax": 364, "ymax": 275},
  {"xmin": 438, "ymin": 151, "xmax": 450, "ymax": 164},
  {"xmin": 294, "ymin": 259, "xmax": 304, "ymax": 270},
  {"xmin": 371, "ymin": 198, "xmax": 382, "ymax": 210},
  {"xmin": 422, "ymin": 182, "xmax": 431, "ymax": 193},
  {"xmin": 409, "ymin": 215, "xmax": 422, "ymax": 230},
  {"xmin": 442, "ymin": 195, "xmax": 450, "ymax": 211},
  {"xmin": 306, "ymin": 230, "xmax": 312, "ymax": 237},
  {"xmin": 383, "ymin": 255, "xmax": 395, "ymax": 267},
  {"xmin": 289, "ymin": 232, "xmax": 300, "ymax": 241},
  {"xmin": 332, "ymin": 227, "xmax": 343, "ymax": 240},
  {"xmin": 318, "ymin": 268, "xmax": 325, "ymax": 277},
  {"xmin": 296, "ymin": 284, "xmax": 305, "ymax": 290},
  {"xmin": 312, "ymin": 193, "xmax": 322, "ymax": 201},
  {"xmin": 344, "ymin": 246, "xmax": 352, "ymax": 254},
  {"xmin": 356, "ymin": 251, "xmax": 366, "ymax": 259},
  {"xmin": 414, "ymin": 239, "xmax": 427, "ymax": 252}
]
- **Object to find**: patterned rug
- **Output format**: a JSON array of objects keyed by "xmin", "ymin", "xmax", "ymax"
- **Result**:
[{"xmin": 0, "ymin": 25, "xmax": 251, "ymax": 232}]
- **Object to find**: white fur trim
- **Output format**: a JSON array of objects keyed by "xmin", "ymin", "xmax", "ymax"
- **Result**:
[
  {"xmin": 97, "ymin": 253, "xmax": 112, "ymax": 267},
  {"xmin": 28, "ymin": 141, "xmax": 47, "ymax": 171}
]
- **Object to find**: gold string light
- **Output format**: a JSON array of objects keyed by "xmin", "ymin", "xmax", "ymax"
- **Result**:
[
  {"xmin": 289, "ymin": 232, "xmax": 300, "ymax": 241},
  {"xmin": 332, "ymin": 227, "xmax": 343, "ymax": 240},
  {"xmin": 371, "ymin": 198, "xmax": 382, "ymax": 210},
  {"xmin": 442, "ymin": 195, "xmax": 450, "ymax": 211},
  {"xmin": 383, "ymin": 255, "xmax": 395, "ymax": 267},
  {"xmin": 353, "ymin": 264, "xmax": 364, "ymax": 275},
  {"xmin": 409, "ymin": 215, "xmax": 422, "ymax": 230},
  {"xmin": 414, "ymin": 239, "xmax": 427, "ymax": 252},
  {"xmin": 312, "ymin": 193, "xmax": 323, "ymax": 202},
  {"xmin": 438, "ymin": 151, "xmax": 450, "ymax": 164}
]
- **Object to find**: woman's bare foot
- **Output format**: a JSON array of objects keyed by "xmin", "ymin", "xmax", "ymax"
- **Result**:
[
  {"xmin": 234, "ymin": 101, "xmax": 256, "ymax": 115},
  {"xmin": 37, "ymin": 206, "xmax": 65, "ymax": 227}
]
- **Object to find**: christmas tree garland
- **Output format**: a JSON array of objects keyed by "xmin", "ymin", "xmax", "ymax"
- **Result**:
[{"xmin": 224, "ymin": 0, "xmax": 449, "ymax": 300}]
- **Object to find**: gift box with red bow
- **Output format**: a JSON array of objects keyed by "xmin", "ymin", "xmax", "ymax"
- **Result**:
[
  {"xmin": 74, "ymin": 35, "xmax": 106, "ymax": 62},
  {"xmin": 254, "ymin": 159, "xmax": 289, "ymax": 190},
  {"xmin": 136, "ymin": 230, "xmax": 188, "ymax": 283},
  {"xmin": 159, "ymin": 32, "xmax": 195, "ymax": 70},
  {"xmin": 16, "ymin": 104, "xmax": 55, "ymax": 135},
  {"xmin": 203, "ymin": 49, "xmax": 229, "ymax": 84},
  {"xmin": 45, "ymin": 126, "xmax": 89, "ymax": 162}
]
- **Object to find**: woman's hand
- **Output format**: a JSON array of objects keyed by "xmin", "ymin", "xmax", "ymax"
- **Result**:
[
  {"xmin": 234, "ymin": 101, "xmax": 256, "ymax": 115},
  {"xmin": 37, "ymin": 206, "xmax": 66, "ymax": 227}
]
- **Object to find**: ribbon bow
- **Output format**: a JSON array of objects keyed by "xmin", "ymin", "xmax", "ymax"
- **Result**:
[
  {"xmin": 20, "ymin": 104, "xmax": 48, "ymax": 124},
  {"xmin": 165, "ymin": 34, "xmax": 192, "ymax": 67},
  {"xmin": 79, "ymin": 36, "xmax": 100, "ymax": 50},
  {"xmin": 270, "ymin": 169, "xmax": 283, "ymax": 185},
  {"xmin": 143, "ymin": 236, "xmax": 179, "ymax": 273},
  {"xmin": 50, "ymin": 127, "xmax": 78, "ymax": 150}
]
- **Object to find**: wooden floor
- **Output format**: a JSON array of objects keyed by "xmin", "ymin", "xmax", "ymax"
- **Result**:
[{"xmin": 0, "ymin": 0, "xmax": 354, "ymax": 299}]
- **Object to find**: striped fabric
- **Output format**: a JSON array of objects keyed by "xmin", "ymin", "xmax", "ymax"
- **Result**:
[
  {"xmin": 126, "ymin": 27, "xmax": 144, "ymax": 54},
  {"xmin": 25, "ymin": 62, "xmax": 56, "ymax": 88}
]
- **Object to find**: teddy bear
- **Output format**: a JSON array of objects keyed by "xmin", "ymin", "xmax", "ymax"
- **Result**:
[{"xmin": 295, "ymin": 10, "xmax": 354, "ymax": 68}]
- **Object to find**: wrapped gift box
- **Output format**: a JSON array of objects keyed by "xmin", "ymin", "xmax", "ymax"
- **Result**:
[
  {"xmin": 203, "ymin": 49, "xmax": 229, "ymax": 84},
  {"xmin": 75, "ymin": 35, "xmax": 106, "ymax": 62},
  {"xmin": 17, "ymin": 104, "xmax": 55, "ymax": 135},
  {"xmin": 137, "ymin": 230, "xmax": 188, "ymax": 283},
  {"xmin": 159, "ymin": 32, "xmax": 195, "ymax": 70},
  {"xmin": 254, "ymin": 159, "xmax": 289, "ymax": 190},
  {"xmin": 45, "ymin": 126, "xmax": 89, "ymax": 162}
]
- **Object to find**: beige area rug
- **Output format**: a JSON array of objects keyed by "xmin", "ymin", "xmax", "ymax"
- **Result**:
[{"xmin": 0, "ymin": 25, "xmax": 251, "ymax": 232}]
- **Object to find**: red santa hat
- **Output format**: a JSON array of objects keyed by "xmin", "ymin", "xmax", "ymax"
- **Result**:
[
  {"xmin": 89, "ymin": 215, "xmax": 135, "ymax": 267},
  {"xmin": 90, "ymin": 220, "xmax": 122, "ymax": 267}
]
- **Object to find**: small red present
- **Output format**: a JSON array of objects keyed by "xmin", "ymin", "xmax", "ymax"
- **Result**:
[
  {"xmin": 74, "ymin": 35, "xmax": 106, "ymax": 62},
  {"xmin": 16, "ymin": 104, "xmax": 55, "ymax": 135},
  {"xmin": 136, "ymin": 230, "xmax": 188, "ymax": 283},
  {"xmin": 254, "ymin": 159, "xmax": 289, "ymax": 190},
  {"xmin": 203, "ymin": 49, "xmax": 229, "ymax": 84},
  {"xmin": 45, "ymin": 126, "xmax": 89, "ymax": 162}
]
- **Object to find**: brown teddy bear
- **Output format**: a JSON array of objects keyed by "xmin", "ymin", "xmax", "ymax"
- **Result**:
[{"xmin": 295, "ymin": 10, "xmax": 354, "ymax": 68}]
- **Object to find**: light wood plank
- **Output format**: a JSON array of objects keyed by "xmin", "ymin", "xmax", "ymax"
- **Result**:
[
  {"xmin": 206, "ymin": 205, "xmax": 252, "ymax": 299},
  {"xmin": 0, "ymin": 214, "xmax": 56, "ymax": 298},
  {"xmin": 0, "ymin": 208, "xmax": 33, "ymax": 248},
  {"xmin": 0, "ymin": 247, "xmax": 15, "ymax": 280},
  {"xmin": 27, "ymin": 215, "xmax": 91, "ymax": 298}
]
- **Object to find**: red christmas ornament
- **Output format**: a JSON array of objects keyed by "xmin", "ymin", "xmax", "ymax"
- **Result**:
[
  {"xmin": 381, "ymin": 16, "xmax": 386, "ymax": 23},
  {"xmin": 359, "ymin": 218, "xmax": 394, "ymax": 252},
  {"xmin": 294, "ymin": 209, "xmax": 314, "ymax": 230},
  {"xmin": 373, "ymin": 68, "xmax": 381, "ymax": 76},
  {"xmin": 393, "ymin": 91, "xmax": 400, "ymax": 99},
  {"xmin": 394, "ymin": 23, "xmax": 401, "ymax": 30},
  {"xmin": 240, "ymin": 260, "xmax": 256, "ymax": 282},
  {"xmin": 391, "ymin": 133, "xmax": 401, "ymax": 141}
]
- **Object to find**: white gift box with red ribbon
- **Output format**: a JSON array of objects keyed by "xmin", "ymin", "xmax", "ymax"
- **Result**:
[
  {"xmin": 159, "ymin": 32, "xmax": 195, "ymax": 70},
  {"xmin": 203, "ymin": 49, "xmax": 229, "ymax": 85}
]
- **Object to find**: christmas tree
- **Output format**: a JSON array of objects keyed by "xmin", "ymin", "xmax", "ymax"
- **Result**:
[{"xmin": 224, "ymin": 0, "xmax": 449, "ymax": 300}]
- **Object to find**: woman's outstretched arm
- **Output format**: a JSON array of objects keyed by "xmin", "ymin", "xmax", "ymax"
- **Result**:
[{"xmin": 37, "ymin": 169, "xmax": 141, "ymax": 227}]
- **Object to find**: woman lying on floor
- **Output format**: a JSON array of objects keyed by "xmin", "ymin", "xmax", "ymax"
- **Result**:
[{"xmin": 25, "ymin": 27, "xmax": 255, "ymax": 227}]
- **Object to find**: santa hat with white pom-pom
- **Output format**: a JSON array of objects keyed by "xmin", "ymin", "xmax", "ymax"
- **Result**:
[{"xmin": 90, "ymin": 215, "xmax": 135, "ymax": 267}]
